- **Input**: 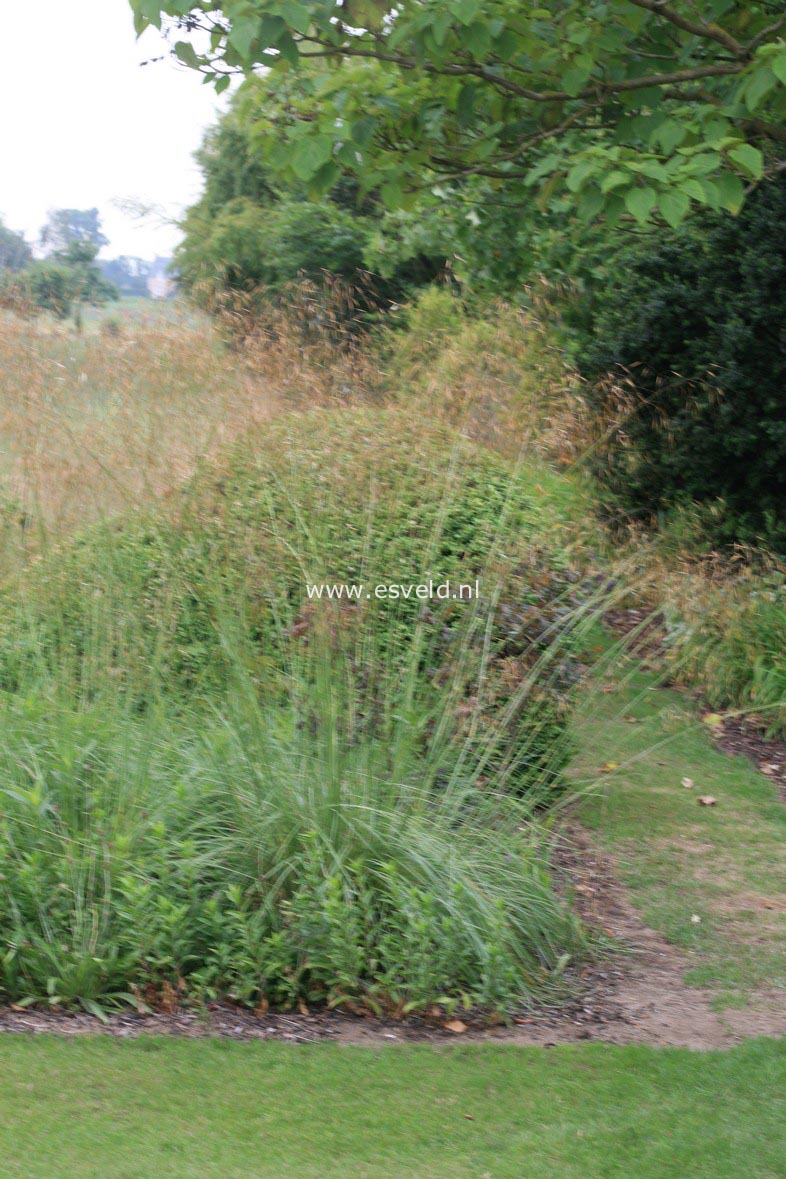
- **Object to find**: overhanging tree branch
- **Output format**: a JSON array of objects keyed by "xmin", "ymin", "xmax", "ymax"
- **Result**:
[
  {"xmin": 300, "ymin": 39, "xmax": 745, "ymax": 100},
  {"xmin": 624, "ymin": 0, "xmax": 748, "ymax": 58}
]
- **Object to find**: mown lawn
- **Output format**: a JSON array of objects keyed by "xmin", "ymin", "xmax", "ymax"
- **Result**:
[
  {"xmin": 1, "ymin": 1036, "xmax": 785, "ymax": 1177},
  {"xmin": 573, "ymin": 664, "xmax": 786, "ymax": 1006}
]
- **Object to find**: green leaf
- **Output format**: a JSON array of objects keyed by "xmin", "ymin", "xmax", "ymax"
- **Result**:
[
  {"xmin": 137, "ymin": 0, "xmax": 163, "ymax": 28},
  {"xmin": 343, "ymin": 0, "xmax": 388, "ymax": 29},
  {"xmin": 281, "ymin": 2, "xmax": 312, "ymax": 36},
  {"xmin": 493, "ymin": 29, "xmax": 517, "ymax": 61},
  {"xmin": 450, "ymin": 0, "xmax": 481, "ymax": 26},
  {"xmin": 276, "ymin": 31, "xmax": 300, "ymax": 68},
  {"xmin": 699, "ymin": 179, "xmax": 721, "ymax": 211},
  {"xmin": 432, "ymin": 11, "xmax": 452, "ymax": 47},
  {"xmin": 600, "ymin": 170, "xmax": 628, "ymax": 195},
  {"xmin": 772, "ymin": 52, "xmax": 786, "ymax": 87},
  {"xmin": 291, "ymin": 136, "xmax": 335, "ymax": 181},
  {"xmin": 258, "ymin": 15, "xmax": 287, "ymax": 49},
  {"xmin": 677, "ymin": 178, "xmax": 707, "ymax": 203},
  {"xmin": 624, "ymin": 186, "xmax": 657, "ymax": 225},
  {"xmin": 652, "ymin": 118, "xmax": 687, "ymax": 153},
  {"xmin": 658, "ymin": 189, "xmax": 690, "ymax": 229},
  {"xmin": 562, "ymin": 63, "xmax": 592, "ymax": 97},
  {"xmin": 743, "ymin": 66, "xmax": 777, "ymax": 111},
  {"xmin": 535, "ymin": 172, "xmax": 562, "ymax": 211},
  {"xmin": 462, "ymin": 21, "xmax": 491, "ymax": 57},
  {"xmin": 215, "ymin": 75, "xmax": 231, "ymax": 95},
  {"xmin": 229, "ymin": 18, "xmax": 259, "ymax": 59},
  {"xmin": 577, "ymin": 186, "xmax": 604, "ymax": 222},
  {"xmin": 380, "ymin": 181, "xmax": 404, "ymax": 209},
  {"xmin": 456, "ymin": 84, "xmax": 478, "ymax": 127},
  {"xmin": 728, "ymin": 143, "xmax": 764, "ymax": 180},
  {"xmin": 604, "ymin": 193, "xmax": 625, "ymax": 229},
  {"xmin": 81, "ymin": 998, "xmax": 110, "ymax": 1024},
  {"xmin": 566, "ymin": 160, "xmax": 595, "ymax": 194},
  {"xmin": 174, "ymin": 41, "xmax": 200, "ymax": 69},
  {"xmin": 686, "ymin": 151, "xmax": 722, "ymax": 176},
  {"xmin": 309, "ymin": 161, "xmax": 341, "ymax": 194},
  {"xmin": 337, "ymin": 141, "xmax": 361, "ymax": 168},
  {"xmin": 714, "ymin": 172, "xmax": 745, "ymax": 215},
  {"xmin": 351, "ymin": 116, "xmax": 377, "ymax": 148}
]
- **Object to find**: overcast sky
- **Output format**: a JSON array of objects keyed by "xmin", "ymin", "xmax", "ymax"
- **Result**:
[{"xmin": 0, "ymin": 0, "xmax": 225, "ymax": 259}]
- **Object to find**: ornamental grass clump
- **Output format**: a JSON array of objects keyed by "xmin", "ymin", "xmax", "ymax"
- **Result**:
[{"xmin": 0, "ymin": 408, "xmax": 597, "ymax": 1016}]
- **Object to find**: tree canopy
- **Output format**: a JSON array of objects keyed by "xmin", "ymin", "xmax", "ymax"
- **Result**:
[
  {"xmin": 1, "ymin": 209, "xmax": 118, "ymax": 322},
  {"xmin": 0, "ymin": 219, "xmax": 32, "ymax": 272},
  {"xmin": 174, "ymin": 87, "xmax": 448, "ymax": 307},
  {"xmin": 40, "ymin": 207, "xmax": 109, "ymax": 255},
  {"xmin": 131, "ymin": 1, "xmax": 786, "ymax": 227}
]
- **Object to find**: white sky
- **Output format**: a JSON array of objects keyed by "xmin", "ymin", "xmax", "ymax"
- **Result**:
[{"xmin": 0, "ymin": 0, "xmax": 225, "ymax": 259}]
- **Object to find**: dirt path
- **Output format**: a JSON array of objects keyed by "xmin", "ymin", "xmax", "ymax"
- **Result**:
[{"xmin": 544, "ymin": 826, "xmax": 786, "ymax": 1049}]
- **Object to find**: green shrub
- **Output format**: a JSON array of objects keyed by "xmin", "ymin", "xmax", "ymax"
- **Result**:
[
  {"xmin": 0, "ymin": 410, "xmax": 582, "ymax": 798},
  {"xmin": 177, "ymin": 197, "xmax": 372, "ymax": 308},
  {"xmin": 578, "ymin": 175, "xmax": 786, "ymax": 552},
  {"xmin": 0, "ymin": 409, "xmax": 597, "ymax": 1014}
]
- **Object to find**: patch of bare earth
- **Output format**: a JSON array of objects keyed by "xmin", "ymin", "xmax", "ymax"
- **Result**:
[
  {"xmin": 552, "ymin": 826, "xmax": 786, "ymax": 1049},
  {"xmin": 2, "ymin": 824, "xmax": 784, "ymax": 1050},
  {"xmin": 603, "ymin": 606, "xmax": 667, "ymax": 667}
]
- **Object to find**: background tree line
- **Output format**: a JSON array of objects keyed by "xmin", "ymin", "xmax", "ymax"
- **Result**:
[{"xmin": 0, "ymin": 209, "xmax": 169, "ymax": 322}]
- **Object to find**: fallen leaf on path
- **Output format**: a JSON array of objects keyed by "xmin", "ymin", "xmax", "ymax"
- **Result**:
[
  {"xmin": 681, "ymin": 777, "xmax": 694, "ymax": 789},
  {"xmin": 697, "ymin": 795, "xmax": 718, "ymax": 806},
  {"xmin": 760, "ymin": 763, "xmax": 781, "ymax": 776},
  {"xmin": 444, "ymin": 1019, "xmax": 468, "ymax": 1034},
  {"xmin": 702, "ymin": 713, "xmax": 723, "ymax": 728},
  {"xmin": 691, "ymin": 914, "xmax": 702, "ymax": 924},
  {"xmin": 599, "ymin": 761, "xmax": 619, "ymax": 773},
  {"xmin": 463, "ymin": 1113, "xmax": 475, "ymax": 1120}
]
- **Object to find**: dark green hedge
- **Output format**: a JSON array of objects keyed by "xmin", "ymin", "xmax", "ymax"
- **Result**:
[{"xmin": 578, "ymin": 175, "xmax": 786, "ymax": 552}]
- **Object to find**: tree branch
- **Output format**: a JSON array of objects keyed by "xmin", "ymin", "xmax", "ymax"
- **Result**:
[
  {"xmin": 624, "ymin": 0, "xmax": 748, "ymax": 58},
  {"xmin": 747, "ymin": 12, "xmax": 786, "ymax": 53},
  {"xmin": 300, "ymin": 40, "xmax": 744, "ymax": 101},
  {"xmin": 743, "ymin": 118, "xmax": 786, "ymax": 145}
]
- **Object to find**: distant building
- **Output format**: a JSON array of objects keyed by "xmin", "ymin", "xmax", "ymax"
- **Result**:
[{"xmin": 147, "ymin": 257, "xmax": 177, "ymax": 300}]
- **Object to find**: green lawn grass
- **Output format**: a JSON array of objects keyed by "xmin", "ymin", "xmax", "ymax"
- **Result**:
[
  {"xmin": 1, "ymin": 1036, "xmax": 785, "ymax": 1177},
  {"xmin": 573, "ymin": 664, "xmax": 786, "ymax": 1005}
]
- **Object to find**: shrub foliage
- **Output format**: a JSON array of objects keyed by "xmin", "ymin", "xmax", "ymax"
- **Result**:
[
  {"xmin": 579, "ymin": 175, "xmax": 786, "ymax": 551},
  {"xmin": 0, "ymin": 409, "xmax": 589, "ymax": 1015}
]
